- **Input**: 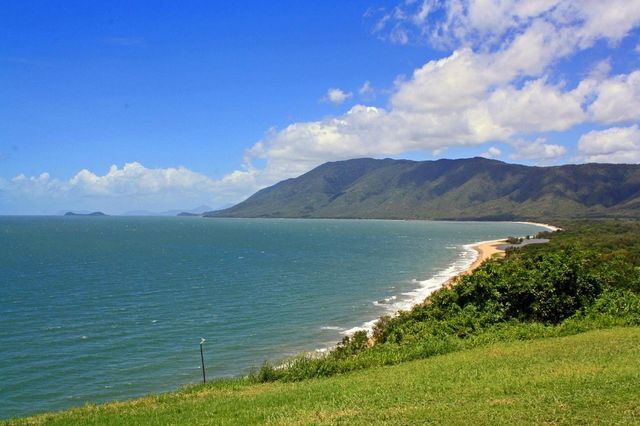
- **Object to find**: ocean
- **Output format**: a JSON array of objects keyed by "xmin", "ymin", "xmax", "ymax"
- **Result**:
[{"xmin": 0, "ymin": 217, "xmax": 547, "ymax": 419}]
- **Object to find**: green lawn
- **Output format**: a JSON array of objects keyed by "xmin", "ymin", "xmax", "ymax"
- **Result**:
[{"xmin": 10, "ymin": 327, "xmax": 640, "ymax": 425}]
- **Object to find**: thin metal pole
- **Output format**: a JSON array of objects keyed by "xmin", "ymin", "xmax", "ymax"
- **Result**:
[{"xmin": 200, "ymin": 338, "xmax": 206, "ymax": 384}]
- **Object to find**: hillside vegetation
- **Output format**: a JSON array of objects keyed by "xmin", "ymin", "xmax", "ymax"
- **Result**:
[
  {"xmin": 7, "ymin": 220, "xmax": 640, "ymax": 424},
  {"xmin": 205, "ymin": 158, "xmax": 640, "ymax": 220},
  {"xmin": 10, "ymin": 328, "xmax": 640, "ymax": 425},
  {"xmin": 245, "ymin": 220, "xmax": 640, "ymax": 382}
]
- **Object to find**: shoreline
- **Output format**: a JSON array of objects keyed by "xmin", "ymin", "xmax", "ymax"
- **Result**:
[
  {"xmin": 358, "ymin": 239, "xmax": 509, "ymax": 347},
  {"xmin": 441, "ymin": 239, "xmax": 507, "ymax": 289},
  {"xmin": 348, "ymin": 221, "xmax": 559, "ymax": 342},
  {"xmin": 423, "ymin": 221, "xmax": 560, "ymax": 296},
  {"xmin": 514, "ymin": 221, "xmax": 562, "ymax": 232}
]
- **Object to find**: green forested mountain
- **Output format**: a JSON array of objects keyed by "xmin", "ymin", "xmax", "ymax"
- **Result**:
[{"xmin": 204, "ymin": 157, "xmax": 640, "ymax": 220}]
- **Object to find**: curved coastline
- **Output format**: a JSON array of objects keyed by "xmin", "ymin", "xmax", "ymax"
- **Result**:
[
  {"xmin": 340, "ymin": 221, "xmax": 558, "ymax": 339},
  {"xmin": 514, "ymin": 221, "xmax": 562, "ymax": 232}
]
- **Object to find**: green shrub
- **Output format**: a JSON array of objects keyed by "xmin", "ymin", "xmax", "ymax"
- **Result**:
[
  {"xmin": 247, "ymin": 220, "xmax": 640, "ymax": 384},
  {"xmin": 332, "ymin": 330, "xmax": 369, "ymax": 359}
]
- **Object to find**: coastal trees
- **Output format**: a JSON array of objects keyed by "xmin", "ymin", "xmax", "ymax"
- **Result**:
[
  {"xmin": 371, "ymin": 246, "xmax": 604, "ymax": 346},
  {"xmin": 251, "ymin": 220, "xmax": 640, "ymax": 383}
]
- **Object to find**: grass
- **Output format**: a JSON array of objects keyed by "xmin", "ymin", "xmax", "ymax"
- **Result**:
[
  {"xmin": 7, "ymin": 220, "xmax": 640, "ymax": 424},
  {"xmin": 8, "ymin": 327, "xmax": 640, "ymax": 425}
]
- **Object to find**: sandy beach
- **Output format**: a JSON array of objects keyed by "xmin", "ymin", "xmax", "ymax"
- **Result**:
[
  {"xmin": 365, "ymin": 238, "xmax": 511, "ymax": 344},
  {"xmin": 355, "ymin": 222, "xmax": 560, "ymax": 343},
  {"xmin": 362, "ymin": 222, "xmax": 560, "ymax": 336},
  {"xmin": 514, "ymin": 221, "xmax": 562, "ymax": 232},
  {"xmin": 467, "ymin": 239, "xmax": 507, "ymax": 271},
  {"xmin": 441, "ymin": 239, "xmax": 507, "ymax": 288},
  {"xmin": 443, "ymin": 221, "xmax": 560, "ymax": 288}
]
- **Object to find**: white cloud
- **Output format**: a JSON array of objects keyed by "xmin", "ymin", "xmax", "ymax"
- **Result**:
[
  {"xmin": 485, "ymin": 79, "xmax": 587, "ymax": 133},
  {"xmin": 578, "ymin": 125, "xmax": 640, "ymax": 163},
  {"xmin": 219, "ymin": 1, "xmax": 640, "ymax": 195},
  {"xmin": 391, "ymin": 48, "xmax": 496, "ymax": 113},
  {"xmin": 568, "ymin": 0, "xmax": 640, "ymax": 47},
  {"xmin": 359, "ymin": 81, "xmax": 374, "ymax": 96},
  {"xmin": 370, "ymin": 0, "xmax": 640, "ymax": 51},
  {"xmin": 509, "ymin": 138, "xmax": 567, "ymax": 161},
  {"xmin": 0, "ymin": 163, "xmax": 228, "ymax": 214},
  {"xmin": 66, "ymin": 162, "xmax": 216, "ymax": 195},
  {"xmin": 323, "ymin": 88, "xmax": 353, "ymax": 105},
  {"xmin": 389, "ymin": 26, "xmax": 410, "ymax": 44},
  {"xmin": 589, "ymin": 59, "xmax": 612, "ymax": 81},
  {"xmin": 242, "ymin": 41, "xmax": 633, "ymax": 182},
  {"xmin": 589, "ymin": 71, "xmax": 640, "ymax": 124},
  {"xmin": 8, "ymin": 172, "xmax": 55, "ymax": 197},
  {"xmin": 5, "ymin": 0, "xmax": 640, "ymax": 214},
  {"xmin": 480, "ymin": 146, "xmax": 502, "ymax": 159}
]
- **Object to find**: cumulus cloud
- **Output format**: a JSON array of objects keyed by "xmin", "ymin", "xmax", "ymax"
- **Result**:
[
  {"xmin": 212, "ymin": 0, "xmax": 640, "ymax": 197},
  {"xmin": 4, "ymin": 1, "xmax": 640, "ymax": 214},
  {"xmin": 578, "ymin": 125, "xmax": 640, "ymax": 163},
  {"xmin": 588, "ymin": 71, "xmax": 640, "ymax": 124},
  {"xmin": 485, "ymin": 79, "xmax": 588, "ymax": 133},
  {"xmin": 480, "ymin": 146, "xmax": 502, "ymax": 159},
  {"xmin": 369, "ymin": 0, "xmax": 640, "ymax": 50},
  {"xmin": 0, "ymin": 163, "xmax": 228, "ymax": 214},
  {"xmin": 66, "ymin": 162, "xmax": 215, "ymax": 195},
  {"xmin": 322, "ymin": 88, "xmax": 353, "ymax": 105},
  {"xmin": 509, "ymin": 138, "xmax": 567, "ymax": 162},
  {"xmin": 589, "ymin": 59, "xmax": 612, "ymax": 81}
]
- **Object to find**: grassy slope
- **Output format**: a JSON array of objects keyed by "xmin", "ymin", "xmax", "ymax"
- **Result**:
[{"xmin": 10, "ymin": 327, "xmax": 640, "ymax": 425}]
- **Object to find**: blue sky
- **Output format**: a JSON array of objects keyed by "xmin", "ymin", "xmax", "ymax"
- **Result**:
[{"xmin": 1, "ymin": 1, "xmax": 640, "ymax": 214}]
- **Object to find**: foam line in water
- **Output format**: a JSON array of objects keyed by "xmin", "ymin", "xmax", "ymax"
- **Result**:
[{"xmin": 340, "ymin": 243, "xmax": 479, "ymax": 336}]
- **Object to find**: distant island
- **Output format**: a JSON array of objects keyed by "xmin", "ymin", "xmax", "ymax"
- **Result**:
[
  {"xmin": 205, "ymin": 157, "xmax": 640, "ymax": 221},
  {"xmin": 177, "ymin": 212, "xmax": 200, "ymax": 217},
  {"xmin": 64, "ymin": 211, "xmax": 108, "ymax": 216}
]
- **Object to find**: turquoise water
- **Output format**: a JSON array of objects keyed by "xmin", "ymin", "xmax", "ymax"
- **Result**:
[{"xmin": 0, "ymin": 217, "xmax": 546, "ymax": 419}]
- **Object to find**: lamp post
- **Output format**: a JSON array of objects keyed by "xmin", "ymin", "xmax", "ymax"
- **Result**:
[{"xmin": 199, "ymin": 337, "xmax": 206, "ymax": 384}]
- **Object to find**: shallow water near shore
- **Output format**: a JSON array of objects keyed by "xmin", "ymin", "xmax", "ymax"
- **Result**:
[{"xmin": 0, "ymin": 217, "xmax": 546, "ymax": 418}]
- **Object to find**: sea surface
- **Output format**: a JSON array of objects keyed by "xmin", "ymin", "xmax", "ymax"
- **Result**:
[{"xmin": 0, "ymin": 217, "xmax": 547, "ymax": 419}]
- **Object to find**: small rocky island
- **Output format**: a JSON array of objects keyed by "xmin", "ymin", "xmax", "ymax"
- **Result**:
[{"xmin": 64, "ymin": 211, "xmax": 108, "ymax": 216}]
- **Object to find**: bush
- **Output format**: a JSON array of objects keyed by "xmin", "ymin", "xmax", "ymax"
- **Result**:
[
  {"xmin": 332, "ymin": 330, "xmax": 369, "ymax": 359},
  {"xmin": 247, "ymin": 220, "xmax": 640, "ymax": 384}
]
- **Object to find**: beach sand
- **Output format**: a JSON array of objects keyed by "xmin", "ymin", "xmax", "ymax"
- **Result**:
[
  {"xmin": 439, "ymin": 221, "xmax": 561, "ymax": 290},
  {"xmin": 467, "ymin": 239, "xmax": 508, "ymax": 271},
  {"xmin": 514, "ymin": 221, "xmax": 562, "ymax": 232},
  {"xmin": 366, "ymin": 239, "xmax": 510, "ymax": 345},
  {"xmin": 365, "ymin": 222, "xmax": 560, "ymax": 344},
  {"xmin": 442, "ymin": 239, "xmax": 507, "ymax": 289}
]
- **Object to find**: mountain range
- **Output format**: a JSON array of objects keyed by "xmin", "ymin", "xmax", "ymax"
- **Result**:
[
  {"xmin": 122, "ymin": 205, "xmax": 213, "ymax": 216},
  {"xmin": 204, "ymin": 157, "xmax": 640, "ymax": 221}
]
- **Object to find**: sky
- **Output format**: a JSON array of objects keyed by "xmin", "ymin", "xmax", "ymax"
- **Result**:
[{"xmin": 1, "ymin": 0, "xmax": 640, "ymax": 215}]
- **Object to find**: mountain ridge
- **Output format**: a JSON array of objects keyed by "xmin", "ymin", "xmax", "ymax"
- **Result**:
[{"xmin": 204, "ymin": 157, "xmax": 640, "ymax": 220}]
